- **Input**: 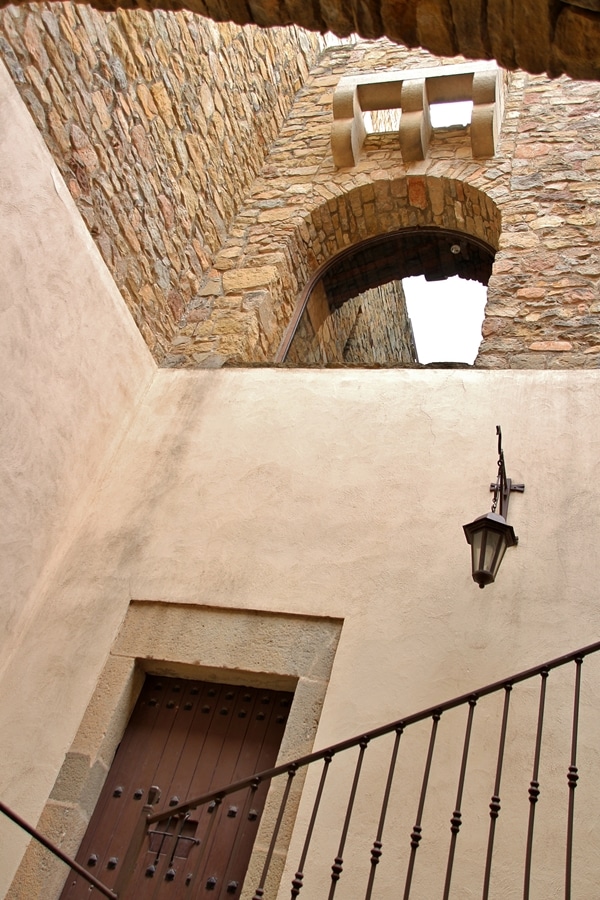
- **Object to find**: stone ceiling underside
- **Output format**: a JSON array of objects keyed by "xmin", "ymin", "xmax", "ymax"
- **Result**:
[
  {"xmin": 322, "ymin": 231, "xmax": 495, "ymax": 308},
  {"xmin": 2, "ymin": 0, "xmax": 599, "ymax": 80}
]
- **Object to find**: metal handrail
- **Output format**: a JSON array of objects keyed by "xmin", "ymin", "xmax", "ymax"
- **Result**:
[
  {"xmin": 0, "ymin": 800, "xmax": 117, "ymax": 898},
  {"xmin": 5, "ymin": 639, "xmax": 600, "ymax": 898},
  {"xmin": 151, "ymin": 637, "xmax": 600, "ymax": 824}
]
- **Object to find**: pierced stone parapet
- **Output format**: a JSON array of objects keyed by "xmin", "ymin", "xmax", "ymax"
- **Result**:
[{"xmin": 332, "ymin": 61, "xmax": 505, "ymax": 167}]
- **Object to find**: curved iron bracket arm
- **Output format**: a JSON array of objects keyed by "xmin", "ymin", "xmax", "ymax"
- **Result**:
[{"xmin": 490, "ymin": 425, "xmax": 524, "ymax": 520}]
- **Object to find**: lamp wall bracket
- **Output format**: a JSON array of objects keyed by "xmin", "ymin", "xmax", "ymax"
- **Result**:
[
  {"xmin": 489, "ymin": 479, "xmax": 524, "ymax": 539},
  {"xmin": 489, "ymin": 426, "xmax": 524, "ymax": 522},
  {"xmin": 489, "ymin": 481, "xmax": 525, "ymax": 493}
]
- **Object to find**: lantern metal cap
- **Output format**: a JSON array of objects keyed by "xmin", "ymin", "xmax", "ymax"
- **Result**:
[
  {"xmin": 463, "ymin": 512, "xmax": 518, "ymax": 548},
  {"xmin": 463, "ymin": 509, "xmax": 519, "ymax": 588}
]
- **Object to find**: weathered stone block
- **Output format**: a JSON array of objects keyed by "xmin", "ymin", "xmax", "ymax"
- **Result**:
[
  {"xmin": 223, "ymin": 267, "xmax": 278, "ymax": 292},
  {"xmin": 529, "ymin": 340, "xmax": 573, "ymax": 352}
]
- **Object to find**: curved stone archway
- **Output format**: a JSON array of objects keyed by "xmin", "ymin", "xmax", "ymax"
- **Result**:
[
  {"xmin": 176, "ymin": 175, "xmax": 501, "ymax": 367},
  {"xmin": 296, "ymin": 176, "xmax": 501, "ymax": 274},
  {"xmin": 277, "ymin": 225, "xmax": 496, "ymax": 365}
]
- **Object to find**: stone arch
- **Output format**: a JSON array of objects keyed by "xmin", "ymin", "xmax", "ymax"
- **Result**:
[
  {"xmin": 271, "ymin": 175, "xmax": 501, "ymax": 364},
  {"xmin": 276, "ymin": 226, "xmax": 496, "ymax": 365},
  {"xmin": 176, "ymin": 175, "xmax": 501, "ymax": 367},
  {"xmin": 297, "ymin": 176, "xmax": 500, "ymax": 275}
]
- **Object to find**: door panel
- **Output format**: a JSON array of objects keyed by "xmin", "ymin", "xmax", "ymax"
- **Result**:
[{"xmin": 60, "ymin": 677, "xmax": 293, "ymax": 899}]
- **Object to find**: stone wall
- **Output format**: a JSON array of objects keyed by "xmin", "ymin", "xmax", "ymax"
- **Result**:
[
  {"xmin": 0, "ymin": 3, "xmax": 321, "ymax": 359},
  {"xmin": 1, "ymin": 0, "xmax": 599, "ymax": 83},
  {"xmin": 3, "ymin": 21, "xmax": 600, "ymax": 370},
  {"xmin": 169, "ymin": 44, "xmax": 504, "ymax": 366},
  {"xmin": 286, "ymin": 281, "xmax": 418, "ymax": 366},
  {"xmin": 479, "ymin": 75, "xmax": 600, "ymax": 368},
  {"xmin": 170, "ymin": 41, "xmax": 600, "ymax": 369},
  {"xmin": 344, "ymin": 282, "xmax": 417, "ymax": 363}
]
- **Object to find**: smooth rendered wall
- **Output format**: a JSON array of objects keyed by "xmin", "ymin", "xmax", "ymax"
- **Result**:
[
  {"xmin": 3, "ymin": 366, "xmax": 600, "ymax": 896},
  {"xmin": 0, "ymin": 57, "xmax": 155, "ymax": 885}
]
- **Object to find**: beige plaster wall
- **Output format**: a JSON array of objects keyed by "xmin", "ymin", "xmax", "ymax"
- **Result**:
[
  {"xmin": 3, "ymin": 366, "xmax": 600, "ymax": 895},
  {"xmin": 0, "ymin": 56, "xmax": 154, "ymax": 887}
]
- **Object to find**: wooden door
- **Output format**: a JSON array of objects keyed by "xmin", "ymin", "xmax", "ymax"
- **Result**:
[{"xmin": 60, "ymin": 676, "xmax": 293, "ymax": 899}]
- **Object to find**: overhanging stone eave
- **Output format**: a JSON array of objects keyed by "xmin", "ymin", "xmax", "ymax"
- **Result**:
[{"xmin": 3, "ymin": 0, "xmax": 600, "ymax": 81}]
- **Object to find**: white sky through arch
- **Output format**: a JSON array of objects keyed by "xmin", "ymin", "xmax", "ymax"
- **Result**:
[
  {"xmin": 367, "ymin": 99, "xmax": 488, "ymax": 365},
  {"xmin": 403, "ymin": 275, "xmax": 487, "ymax": 365}
]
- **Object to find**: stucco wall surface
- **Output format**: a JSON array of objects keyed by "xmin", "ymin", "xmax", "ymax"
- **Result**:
[
  {"xmin": 3, "ymin": 367, "xmax": 600, "ymax": 894},
  {"xmin": 0, "ymin": 54, "xmax": 154, "ymax": 854}
]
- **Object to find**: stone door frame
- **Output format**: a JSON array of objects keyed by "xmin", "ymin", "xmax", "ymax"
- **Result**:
[{"xmin": 8, "ymin": 601, "xmax": 343, "ymax": 900}]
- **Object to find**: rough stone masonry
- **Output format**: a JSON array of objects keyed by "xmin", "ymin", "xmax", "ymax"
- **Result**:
[
  {"xmin": 164, "ymin": 41, "xmax": 600, "ymax": 370},
  {"xmin": 2, "ymin": 0, "xmax": 600, "ymax": 82},
  {"xmin": 0, "ymin": 3, "xmax": 321, "ymax": 359},
  {"xmin": 2, "ymin": 10, "xmax": 600, "ymax": 370}
]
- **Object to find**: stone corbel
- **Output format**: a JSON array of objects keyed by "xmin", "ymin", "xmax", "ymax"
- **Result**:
[
  {"xmin": 471, "ymin": 68, "xmax": 503, "ymax": 158},
  {"xmin": 331, "ymin": 79, "xmax": 366, "ymax": 168},
  {"xmin": 398, "ymin": 78, "xmax": 431, "ymax": 163}
]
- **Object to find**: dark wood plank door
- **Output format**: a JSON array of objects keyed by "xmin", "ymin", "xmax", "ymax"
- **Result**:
[{"xmin": 60, "ymin": 676, "xmax": 293, "ymax": 899}]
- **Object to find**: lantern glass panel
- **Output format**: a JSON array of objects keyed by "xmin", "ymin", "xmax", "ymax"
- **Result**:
[
  {"xmin": 464, "ymin": 512, "xmax": 516, "ymax": 588},
  {"xmin": 475, "ymin": 528, "xmax": 507, "ymax": 585}
]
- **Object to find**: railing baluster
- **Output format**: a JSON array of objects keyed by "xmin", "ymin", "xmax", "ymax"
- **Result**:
[
  {"xmin": 327, "ymin": 737, "xmax": 370, "ymax": 900},
  {"xmin": 291, "ymin": 753, "xmax": 333, "ymax": 898},
  {"xmin": 565, "ymin": 656, "xmax": 583, "ymax": 900},
  {"xmin": 523, "ymin": 668, "xmax": 549, "ymax": 900},
  {"xmin": 482, "ymin": 684, "xmax": 512, "ymax": 900},
  {"xmin": 9, "ymin": 641, "xmax": 599, "ymax": 900},
  {"xmin": 443, "ymin": 697, "xmax": 477, "ymax": 900},
  {"xmin": 403, "ymin": 712, "xmax": 441, "ymax": 900},
  {"xmin": 364, "ymin": 726, "xmax": 403, "ymax": 900},
  {"xmin": 252, "ymin": 766, "xmax": 297, "ymax": 899},
  {"xmin": 147, "ymin": 813, "xmax": 177, "ymax": 898},
  {"xmin": 147, "ymin": 639, "xmax": 600, "ymax": 828},
  {"xmin": 218, "ymin": 780, "xmax": 259, "ymax": 892}
]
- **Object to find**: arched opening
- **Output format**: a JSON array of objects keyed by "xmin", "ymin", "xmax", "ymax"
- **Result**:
[{"xmin": 276, "ymin": 227, "xmax": 495, "ymax": 367}]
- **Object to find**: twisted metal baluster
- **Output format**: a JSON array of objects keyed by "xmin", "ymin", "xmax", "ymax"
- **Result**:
[
  {"xmin": 327, "ymin": 738, "xmax": 370, "ymax": 900},
  {"xmin": 290, "ymin": 753, "xmax": 333, "ymax": 899},
  {"xmin": 443, "ymin": 697, "xmax": 477, "ymax": 900},
  {"xmin": 252, "ymin": 767, "xmax": 297, "ymax": 900},
  {"xmin": 482, "ymin": 684, "xmax": 512, "ymax": 900},
  {"xmin": 523, "ymin": 669, "xmax": 549, "ymax": 900},
  {"xmin": 565, "ymin": 656, "xmax": 583, "ymax": 900},
  {"xmin": 364, "ymin": 726, "xmax": 404, "ymax": 900},
  {"xmin": 403, "ymin": 712, "xmax": 441, "ymax": 900}
]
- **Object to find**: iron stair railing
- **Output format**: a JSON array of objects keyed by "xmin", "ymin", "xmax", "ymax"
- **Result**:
[
  {"xmin": 122, "ymin": 638, "xmax": 600, "ymax": 898},
  {"xmin": 3, "ymin": 638, "xmax": 600, "ymax": 897},
  {"xmin": 0, "ymin": 800, "xmax": 116, "ymax": 898}
]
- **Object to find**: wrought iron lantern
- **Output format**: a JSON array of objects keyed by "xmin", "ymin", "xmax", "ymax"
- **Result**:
[{"xmin": 463, "ymin": 426, "xmax": 524, "ymax": 588}]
